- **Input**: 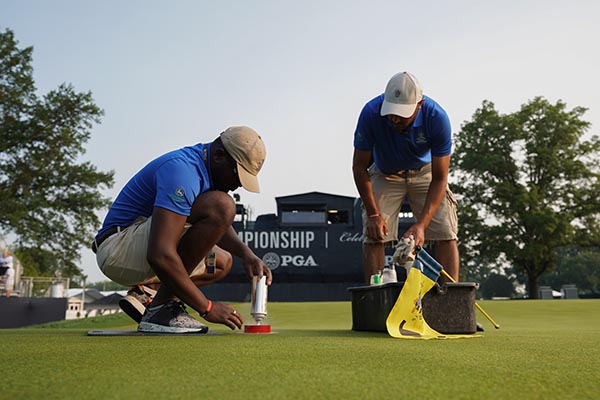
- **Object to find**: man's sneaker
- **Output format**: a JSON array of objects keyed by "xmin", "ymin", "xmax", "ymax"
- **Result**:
[
  {"xmin": 476, "ymin": 322, "xmax": 485, "ymax": 332},
  {"xmin": 119, "ymin": 285, "xmax": 157, "ymax": 323},
  {"xmin": 138, "ymin": 300, "xmax": 209, "ymax": 334}
]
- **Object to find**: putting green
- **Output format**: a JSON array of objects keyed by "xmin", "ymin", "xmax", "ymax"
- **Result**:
[{"xmin": 3, "ymin": 300, "xmax": 599, "ymax": 399}]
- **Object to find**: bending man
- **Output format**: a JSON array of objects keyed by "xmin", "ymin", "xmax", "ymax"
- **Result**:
[
  {"xmin": 352, "ymin": 72, "xmax": 459, "ymax": 283},
  {"xmin": 93, "ymin": 126, "xmax": 272, "ymax": 333}
]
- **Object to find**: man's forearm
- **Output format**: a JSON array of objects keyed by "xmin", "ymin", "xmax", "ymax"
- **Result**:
[
  {"xmin": 353, "ymin": 169, "xmax": 379, "ymax": 216},
  {"xmin": 217, "ymin": 226, "xmax": 251, "ymax": 259}
]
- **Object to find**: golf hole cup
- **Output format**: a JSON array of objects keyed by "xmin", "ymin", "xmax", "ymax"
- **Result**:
[{"xmin": 244, "ymin": 276, "xmax": 271, "ymax": 334}]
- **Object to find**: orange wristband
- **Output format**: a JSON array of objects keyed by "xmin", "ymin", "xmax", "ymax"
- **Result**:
[{"xmin": 200, "ymin": 300, "xmax": 212, "ymax": 317}]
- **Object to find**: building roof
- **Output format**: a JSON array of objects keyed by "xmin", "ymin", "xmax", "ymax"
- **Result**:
[{"xmin": 67, "ymin": 288, "xmax": 127, "ymax": 302}]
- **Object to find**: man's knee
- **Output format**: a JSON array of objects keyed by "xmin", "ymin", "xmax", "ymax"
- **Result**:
[
  {"xmin": 190, "ymin": 191, "xmax": 236, "ymax": 225},
  {"xmin": 209, "ymin": 192, "xmax": 236, "ymax": 223},
  {"xmin": 434, "ymin": 239, "xmax": 458, "ymax": 248}
]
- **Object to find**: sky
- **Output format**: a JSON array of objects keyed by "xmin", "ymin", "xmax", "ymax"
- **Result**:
[{"xmin": 2, "ymin": 0, "xmax": 599, "ymax": 282}]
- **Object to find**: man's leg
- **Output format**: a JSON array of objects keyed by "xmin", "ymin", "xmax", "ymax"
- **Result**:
[
  {"xmin": 150, "ymin": 191, "xmax": 236, "ymax": 306},
  {"xmin": 433, "ymin": 239, "xmax": 459, "ymax": 282},
  {"xmin": 135, "ymin": 192, "xmax": 236, "ymax": 333},
  {"xmin": 120, "ymin": 246, "xmax": 233, "ymax": 323},
  {"xmin": 405, "ymin": 165, "xmax": 460, "ymax": 282},
  {"xmin": 362, "ymin": 243, "xmax": 385, "ymax": 284},
  {"xmin": 189, "ymin": 246, "xmax": 233, "ymax": 286},
  {"xmin": 362, "ymin": 164, "xmax": 406, "ymax": 284},
  {"xmin": 142, "ymin": 245, "xmax": 233, "ymax": 289}
]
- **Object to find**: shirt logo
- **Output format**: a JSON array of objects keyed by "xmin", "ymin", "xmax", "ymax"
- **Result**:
[
  {"xmin": 415, "ymin": 132, "xmax": 427, "ymax": 144},
  {"xmin": 169, "ymin": 187, "xmax": 185, "ymax": 203}
]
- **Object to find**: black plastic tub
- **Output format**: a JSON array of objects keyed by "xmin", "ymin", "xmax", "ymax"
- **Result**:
[{"xmin": 348, "ymin": 282, "xmax": 404, "ymax": 332}]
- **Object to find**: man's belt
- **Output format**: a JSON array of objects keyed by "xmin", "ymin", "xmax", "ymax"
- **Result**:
[
  {"xmin": 395, "ymin": 163, "xmax": 429, "ymax": 176},
  {"xmin": 91, "ymin": 226, "xmax": 123, "ymax": 254}
]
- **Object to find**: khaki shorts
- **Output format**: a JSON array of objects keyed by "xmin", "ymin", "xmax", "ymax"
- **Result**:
[
  {"xmin": 96, "ymin": 217, "xmax": 206, "ymax": 286},
  {"xmin": 363, "ymin": 163, "xmax": 458, "ymax": 245}
]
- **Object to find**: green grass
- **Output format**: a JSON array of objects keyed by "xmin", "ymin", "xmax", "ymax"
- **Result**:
[{"xmin": 3, "ymin": 300, "xmax": 600, "ymax": 399}]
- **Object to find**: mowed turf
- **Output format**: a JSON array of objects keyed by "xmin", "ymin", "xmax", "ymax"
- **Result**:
[{"xmin": 3, "ymin": 300, "xmax": 599, "ymax": 399}]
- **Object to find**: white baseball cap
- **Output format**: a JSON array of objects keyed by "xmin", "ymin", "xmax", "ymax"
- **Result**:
[
  {"xmin": 380, "ymin": 71, "xmax": 423, "ymax": 118},
  {"xmin": 220, "ymin": 126, "xmax": 266, "ymax": 193}
]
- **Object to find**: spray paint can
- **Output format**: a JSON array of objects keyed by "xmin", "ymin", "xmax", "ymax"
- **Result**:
[{"xmin": 251, "ymin": 275, "xmax": 268, "ymax": 324}]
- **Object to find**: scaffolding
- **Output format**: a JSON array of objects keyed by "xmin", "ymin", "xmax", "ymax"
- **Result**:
[{"xmin": 16, "ymin": 276, "xmax": 71, "ymax": 298}]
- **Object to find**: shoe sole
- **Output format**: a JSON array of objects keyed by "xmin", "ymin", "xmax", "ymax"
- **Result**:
[
  {"xmin": 119, "ymin": 295, "xmax": 147, "ymax": 323},
  {"xmin": 137, "ymin": 321, "xmax": 209, "ymax": 334}
]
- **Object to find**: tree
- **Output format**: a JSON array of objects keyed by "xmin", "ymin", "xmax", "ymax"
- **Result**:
[
  {"xmin": 479, "ymin": 272, "xmax": 516, "ymax": 299},
  {"xmin": 540, "ymin": 246, "xmax": 600, "ymax": 296},
  {"xmin": 452, "ymin": 97, "xmax": 600, "ymax": 298},
  {"xmin": 0, "ymin": 29, "xmax": 114, "ymax": 278}
]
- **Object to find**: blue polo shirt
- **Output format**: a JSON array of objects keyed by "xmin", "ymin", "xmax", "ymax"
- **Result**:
[
  {"xmin": 353, "ymin": 94, "xmax": 452, "ymax": 174},
  {"xmin": 97, "ymin": 143, "xmax": 213, "ymax": 237}
]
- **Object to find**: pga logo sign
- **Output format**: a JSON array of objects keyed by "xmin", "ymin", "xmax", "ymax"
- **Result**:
[{"xmin": 262, "ymin": 252, "xmax": 318, "ymax": 270}]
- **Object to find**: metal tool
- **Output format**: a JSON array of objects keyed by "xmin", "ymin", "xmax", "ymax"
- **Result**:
[{"xmin": 244, "ymin": 275, "xmax": 271, "ymax": 333}]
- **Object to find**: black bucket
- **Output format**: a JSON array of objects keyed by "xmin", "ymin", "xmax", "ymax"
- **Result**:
[{"xmin": 422, "ymin": 282, "xmax": 479, "ymax": 334}]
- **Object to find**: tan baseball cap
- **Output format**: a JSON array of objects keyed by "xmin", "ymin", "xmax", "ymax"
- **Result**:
[
  {"xmin": 220, "ymin": 126, "xmax": 266, "ymax": 193},
  {"xmin": 380, "ymin": 71, "xmax": 423, "ymax": 118}
]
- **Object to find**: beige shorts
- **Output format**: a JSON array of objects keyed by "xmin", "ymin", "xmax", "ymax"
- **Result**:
[
  {"xmin": 96, "ymin": 217, "xmax": 206, "ymax": 286},
  {"xmin": 363, "ymin": 163, "xmax": 458, "ymax": 245}
]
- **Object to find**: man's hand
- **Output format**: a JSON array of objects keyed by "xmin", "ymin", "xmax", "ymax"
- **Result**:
[
  {"xmin": 203, "ymin": 301, "xmax": 243, "ymax": 330},
  {"xmin": 403, "ymin": 222, "xmax": 426, "ymax": 247},
  {"xmin": 366, "ymin": 215, "xmax": 388, "ymax": 241},
  {"xmin": 241, "ymin": 252, "xmax": 273, "ymax": 285}
]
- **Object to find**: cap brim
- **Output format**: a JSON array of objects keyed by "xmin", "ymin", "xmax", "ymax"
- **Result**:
[
  {"xmin": 380, "ymin": 101, "xmax": 417, "ymax": 118},
  {"xmin": 237, "ymin": 163, "xmax": 260, "ymax": 193}
]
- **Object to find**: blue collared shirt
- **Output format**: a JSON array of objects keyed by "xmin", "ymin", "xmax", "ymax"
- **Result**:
[
  {"xmin": 98, "ymin": 143, "xmax": 213, "ymax": 236},
  {"xmin": 354, "ymin": 94, "xmax": 452, "ymax": 174}
]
